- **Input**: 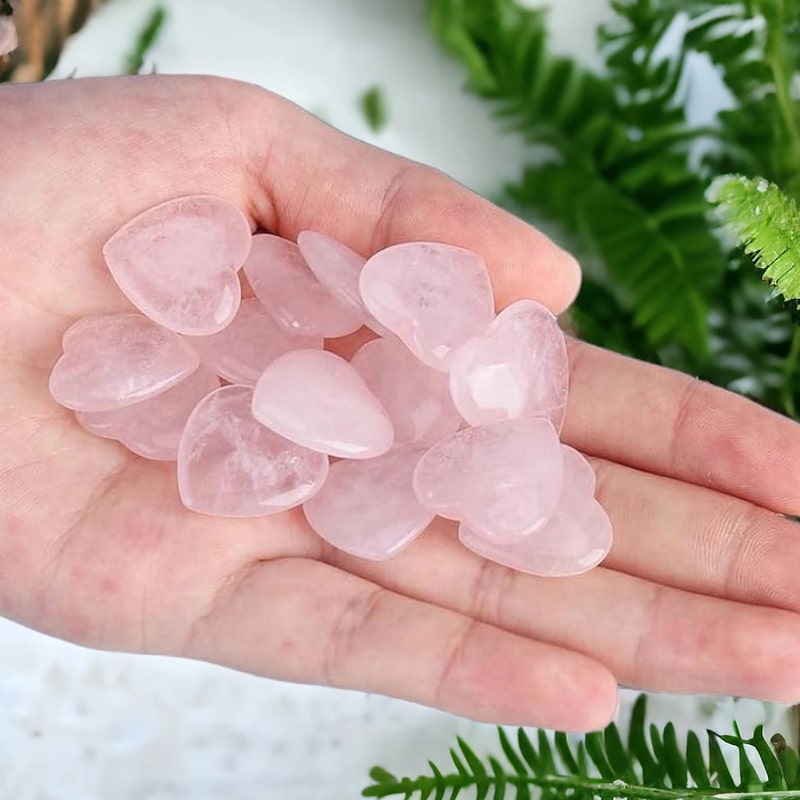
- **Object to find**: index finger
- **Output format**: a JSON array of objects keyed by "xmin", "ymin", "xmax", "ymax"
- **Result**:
[{"xmin": 3, "ymin": 75, "xmax": 581, "ymax": 318}]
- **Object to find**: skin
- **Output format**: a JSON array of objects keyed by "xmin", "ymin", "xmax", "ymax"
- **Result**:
[{"xmin": 3, "ymin": 75, "xmax": 800, "ymax": 733}]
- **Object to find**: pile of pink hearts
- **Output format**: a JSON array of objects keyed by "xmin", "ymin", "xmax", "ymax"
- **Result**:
[{"xmin": 48, "ymin": 195, "xmax": 612, "ymax": 577}]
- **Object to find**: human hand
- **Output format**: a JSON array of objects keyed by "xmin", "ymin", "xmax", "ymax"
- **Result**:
[{"xmin": 3, "ymin": 75, "xmax": 800, "ymax": 733}]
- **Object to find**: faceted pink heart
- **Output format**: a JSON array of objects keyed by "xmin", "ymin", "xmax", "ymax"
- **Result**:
[
  {"xmin": 413, "ymin": 418, "xmax": 563, "ymax": 539},
  {"xmin": 102, "ymin": 195, "xmax": 251, "ymax": 335},
  {"xmin": 359, "ymin": 242, "xmax": 495, "ymax": 371},
  {"xmin": 303, "ymin": 446, "xmax": 432, "ymax": 560},
  {"xmin": 49, "ymin": 313, "xmax": 200, "ymax": 412},
  {"xmin": 459, "ymin": 446, "xmax": 613, "ymax": 577},
  {"xmin": 351, "ymin": 337, "xmax": 461, "ymax": 446},
  {"xmin": 252, "ymin": 349, "xmax": 394, "ymax": 459},
  {"xmin": 184, "ymin": 298, "xmax": 323, "ymax": 385},
  {"xmin": 297, "ymin": 230, "xmax": 391, "ymax": 335},
  {"xmin": 76, "ymin": 367, "xmax": 220, "ymax": 461},
  {"xmin": 449, "ymin": 299, "xmax": 569, "ymax": 431},
  {"xmin": 244, "ymin": 234, "xmax": 361, "ymax": 338},
  {"xmin": 177, "ymin": 384, "xmax": 329, "ymax": 517}
]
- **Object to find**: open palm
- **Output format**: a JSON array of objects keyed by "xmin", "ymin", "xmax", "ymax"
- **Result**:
[{"xmin": 3, "ymin": 75, "xmax": 800, "ymax": 733}]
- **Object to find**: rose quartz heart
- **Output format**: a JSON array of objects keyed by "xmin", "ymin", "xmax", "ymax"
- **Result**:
[
  {"xmin": 76, "ymin": 367, "xmax": 220, "ymax": 460},
  {"xmin": 359, "ymin": 242, "xmax": 495, "ymax": 371},
  {"xmin": 413, "ymin": 418, "xmax": 563, "ymax": 539},
  {"xmin": 49, "ymin": 314, "xmax": 200, "ymax": 412},
  {"xmin": 184, "ymin": 298, "xmax": 323, "ymax": 385},
  {"xmin": 459, "ymin": 446, "xmax": 613, "ymax": 576},
  {"xmin": 102, "ymin": 195, "xmax": 251, "ymax": 335},
  {"xmin": 244, "ymin": 234, "xmax": 361, "ymax": 338},
  {"xmin": 351, "ymin": 337, "xmax": 461, "ymax": 446},
  {"xmin": 296, "ymin": 230, "xmax": 391, "ymax": 336},
  {"xmin": 177, "ymin": 384, "xmax": 328, "ymax": 517},
  {"xmin": 252, "ymin": 349, "xmax": 394, "ymax": 458},
  {"xmin": 303, "ymin": 446, "xmax": 432, "ymax": 560},
  {"xmin": 450, "ymin": 299, "xmax": 569, "ymax": 431}
]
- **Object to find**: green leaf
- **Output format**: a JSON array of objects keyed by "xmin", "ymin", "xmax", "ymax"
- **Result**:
[
  {"xmin": 709, "ymin": 175, "xmax": 800, "ymax": 302},
  {"xmin": 498, "ymin": 728, "xmax": 528, "ymax": 776},
  {"xmin": 554, "ymin": 731, "xmax": 580, "ymax": 776},
  {"xmin": 370, "ymin": 767, "xmax": 399, "ymax": 784},
  {"xmin": 489, "ymin": 757, "xmax": 507, "ymax": 800},
  {"xmin": 747, "ymin": 725, "xmax": 786, "ymax": 790},
  {"xmin": 124, "ymin": 5, "xmax": 167, "ymax": 75},
  {"xmin": 604, "ymin": 722, "xmax": 637, "ymax": 783},
  {"xmin": 359, "ymin": 85, "xmax": 389, "ymax": 133},
  {"xmin": 686, "ymin": 731, "xmax": 710, "ymax": 788},
  {"xmin": 585, "ymin": 732, "xmax": 616, "ymax": 780},
  {"xmin": 773, "ymin": 733, "xmax": 800, "ymax": 789},
  {"xmin": 450, "ymin": 749, "xmax": 469, "ymax": 777},
  {"xmin": 708, "ymin": 731, "xmax": 737, "ymax": 790},
  {"xmin": 517, "ymin": 729, "xmax": 542, "ymax": 776},
  {"xmin": 662, "ymin": 723, "xmax": 687, "ymax": 787}
]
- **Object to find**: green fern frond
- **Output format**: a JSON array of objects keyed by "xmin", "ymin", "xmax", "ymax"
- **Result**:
[
  {"xmin": 709, "ymin": 174, "xmax": 800, "ymax": 302},
  {"xmin": 429, "ymin": 0, "xmax": 727, "ymax": 360},
  {"xmin": 363, "ymin": 695, "xmax": 800, "ymax": 799}
]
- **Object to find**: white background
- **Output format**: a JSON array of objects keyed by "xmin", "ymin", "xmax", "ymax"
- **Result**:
[{"xmin": 1, "ymin": 1, "xmax": 792, "ymax": 797}]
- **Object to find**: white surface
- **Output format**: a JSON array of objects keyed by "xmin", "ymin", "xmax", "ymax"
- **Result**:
[{"xmin": 3, "ymin": 0, "xmax": 793, "ymax": 797}]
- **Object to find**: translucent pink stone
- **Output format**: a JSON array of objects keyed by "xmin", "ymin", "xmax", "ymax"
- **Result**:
[
  {"xmin": 413, "ymin": 418, "xmax": 563, "ymax": 539},
  {"xmin": 252, "ymin": 349, "xmax": 394, "ymax": 459},
  {"xmin": 102, "ymin": 195, "xmax": 251, "ymax": 335},
  {"xmin": 351, "ymin": 337, "xmax": 461, "ymax": 446},
  {"xmin": 76, "ymin": 367, "xmax": 220, "ymax": 461},
  {"xmin": 244, "ymin": 234, "xmax": 361, "ymax": 338},
  {"xmin": 177, "ymin": 384, "xmax": 328, "ymax": 517},
  {"xmin": 184, "ymin": 298, "xmax": 322, "ymax": 385},
  {"xmin": 450, "ymin": 299, "xmax": 569, "ymax": 431},
  {"xmin": 359, "ymin": 242, "xmax": 495, "ymax": 371},
  {"xmin": 303, "ymin": 446, "xmax": 432, "ymax": 560},
  {"xmin": 296, "ymin": 230, "xmax": 391, "ymax": 336},
  {"xmin": 49, "ymin": 314, "xmax": 200, "ymax": 412},
  {"xmin": 459, "ymin": 447, "xmax": 613, "ymax": 576}
]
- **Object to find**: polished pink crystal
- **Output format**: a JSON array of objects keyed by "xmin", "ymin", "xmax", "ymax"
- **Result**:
[
  {"xmin": 102, "ymin": 195, "xmax": 251, "ymax": 336},
  {"xmin": 49, "ymin": 313, "xmax": 200, "ymax": 412},
  {"xmin": 177, "ymin": 384, "xmax": 328, "ymax": 517},
  {"xmin": 296, "ymin": 230, "xmax": 391, "ymax": 336},
  {"xmin": 459, "ymin": 446, "xmax": 613, "ymax": 576},
  {"xmin": 413, "ymin": 418, "xmax": 563, "ymax": 539},
  {"xmin": 184, "ymin": 298, "xmax": 322, "ymax": 385},
  {"xmin": 252, "ymin": 349, "xmax": 394, "ymax": 458},
  {"xmin": 244, "ymin": 234, "xmax": 361, "ymax": 338},
  {"xmin": 450, "ymin": 299, "xmax": 569, "ymax": 431},
  {"xmin": 76, "ymin": 367, "xmax": 220, "ymax": 460},
  {"xmin": 359, "ymin": 242, "xmax": 495, "ymax": 371},
  {"xmin": 351, "ymin": 337, "xmax": 461, "ymax": 446},
  {"xmin": 303, "ymin": 446, "xmax": 432, "ymax": 560}
]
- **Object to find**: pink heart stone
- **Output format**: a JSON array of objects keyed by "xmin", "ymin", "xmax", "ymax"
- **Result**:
[
  {"xmin": 358, "ymin": 242, "xmax": 495, "ymax": 371},
  {"xmin": 184, "ymin": 298, "xmax": 323, "ymax": 385},
  {"xmin": 252, "ymin": 349, "xmax": 394, "ymax": 459},
  {"xmin": 449, "ymin": 299, "xmax": 569, "ymax": 431},
  {"xmin": 351, "ymin": 337, "xmax": 461, "ymax": 446},
  {"xmin": 177, "ymin": 384, "xmax": 329, "ymax": 517},
  {"xmin": 49, "ymin": 313, "xmax": 200, "ymax": 412},
  {"xmin": 76, "ymin": 367, "xmax": 220, "ymax": 461},
  {"xmin": 102, "ymin": 195, "xmax": 251, "ymax": 335},
  {"xmin": 244, "ymin": 234, "xmax": 362, "ymax": 338},
  {"xmin": 297, "ymin": 230, "xmax": 391, "ymax": 336},
  {"xmin": 459, "ymin": 446, "xmax": 613, "ymax": 577},
  {"xmin": 303, "ymin": 446, "xmax": 432, "ymax": 560},
  {"xmin": 413, "ymin": 418, "xmax": 563, "ymax": 539}
]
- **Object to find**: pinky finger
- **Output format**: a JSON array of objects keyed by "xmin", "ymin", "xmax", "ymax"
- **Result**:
[{"xmin": 184, "ymin": 557, "xmax": 618, "ymax": 732}]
